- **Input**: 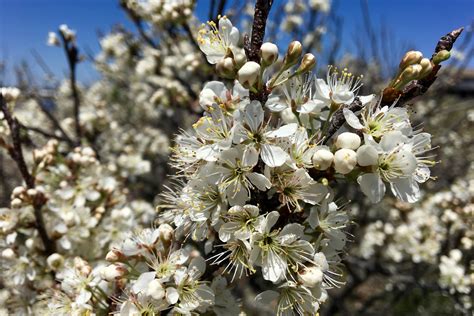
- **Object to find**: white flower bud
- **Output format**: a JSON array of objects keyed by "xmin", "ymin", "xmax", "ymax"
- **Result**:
[
  {"xmin": 1, "ymin": 248, "xmax": 15, "ymax": 259},
  {"xmin": 25, "ymin": 238, "xmax": 36, "ymax": 249},
  {"xmin": 27, "ymin": 189, "xmax": 37, "ymax": 197},
  {"xmin": 158, "ymin": 224, "xmax": 174, "ymax": 242},
  {"xmin": 336, "ymin": 132, "xmax": 361, "ymax": 150},
  {"xmin": 356, "ymin": 145, "xmax": 379, "ymax": 166},
  {"xmin": 12, "ymin": 186, "xmax": 26, "ymax": 197},
  {"xmin": 146, "ymin": 279, "xmax": 165, "ymax": 300},
  {"xmin": 398, "ymin": 64, "xmax": 422, "ymax": 83},
  {"xmin": 81, "ymin": 147, "xmax": 95, "ymax": 157},
  {"xmin": 296, "ymin": 53, "xmax": 316, "ymax": 74},
  {"xmin": 106, "ymin": 248, "xmax": 124, "ymax": 262},
  {"xmin": 11, "ymin": 198, "xmax": 22, "ymax": 208},
  {"xmin": 238, "ymin": 61, "xmax": 261, "ymax": 88},
  {"xmin": 419, "ymin": 58, "xmax": 433, "ymax": 78},
  {"xmin": 101, "ymin": 264, "xmax": 127, "ymax": 281},
  {"xmin": 283, "ymin": 41, "xmax": 302, "ymax": 67},
  {"xmin": 334, "ymin": 148, "xmax": 357, "ymax": 174},
  {"xmin": 399, "ymin": 50, "xmax": 423, "ymax": 69},
  {"xmin": 216, "ymin": 57, "xmax": 236, "ymax": 78},
  {"xmin": 312, "ymin": 148, "xmax": 334, "ymax": 170},
  {"xmin": 47, "ymin": 253, "xmax": 65, "ymax": 271},
  {"xmin": 298, "ymin": 265, "xmax": 323, "ymax": 287},
  {"xmin": 260, "ymin": 42, "xmax": 278, "ymax": 65},
  {"xmin": 47, "ymin": 32, "xmax": 59, "ymax": 46},
  {"xmin": 0, "ymin": 87, "xmax": 21, "ymax": 102}
]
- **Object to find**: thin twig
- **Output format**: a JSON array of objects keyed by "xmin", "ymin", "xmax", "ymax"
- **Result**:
[
  {"xmin": 324, "ymin": 27, "xmax": 464, "ymax": 143},
  {"xmin": 0, "ymin": 94, "xmax": 56, "ymax": 255},
  {"xmin": 58, "ymin": 31, "xmax": 82, "ymax": 142}
]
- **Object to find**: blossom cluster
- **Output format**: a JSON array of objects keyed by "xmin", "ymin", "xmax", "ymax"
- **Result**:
[
  {"xmin": 356, "ymin": 176, "xmax": 473, "ymax": 310},
  {"xmin": 0, "ymin": 1, "xmax": 466, "ymax": 315}
]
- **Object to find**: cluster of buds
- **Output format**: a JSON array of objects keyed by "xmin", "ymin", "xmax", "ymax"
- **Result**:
[
  {"xmin": 0, "ymin": 87, "xmax": 21, "ymax": 103},
  {"xmin": 68, "ymin": 146, "xmax": 97, "ymax": 165},
  {"xmin": 33, "ymin": 139, "xmax": 59, "ymax": 164},
  {"xmin": 268, "ymin": 40, "xmax": 316, "ymax": 88},
  {"xmin": 389, "ymin": 49, "xmax": 450, "ymax": 90},
  {"xmin": 10, "ymin": 185, "xmax": 44, "ymax": 209}
]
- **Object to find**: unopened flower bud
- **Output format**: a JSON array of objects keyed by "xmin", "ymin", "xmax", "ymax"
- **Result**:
[
  {"xmin": 11, "ymin": 198, "xmax": 22, "ymax": 208},
  {"xmin": 260, "ymin": 42, "xmax": 279, "ymax": 65},
  {"xmin": 399, "ymin": 50, "xmax": 423, "ymax": 69},
  {"xmin": 433, "ymin": 50, "xmax": 451, "ymax": 65},
  {"xmin": 47, "ymin": 253, "xmax": 65, "ymax": 271},
  {"xmin": 0, "ymin": 87, "xmax": 21, "ymax": 103},
  {"xmin": 312, "ymin": 148, "xmax": 334, "ymax": 170},
  {"xmin": 1, "ymin": 248, "xmax": 15, "ymax": 259},
  {"xmin": 106, "ymin": 248, "xmax": 124, "ymax": 262},
  {"xmin": 334, "ymin": 148, "xmax": 357, "ymax": 174},
  {"xmin": 298, "ymin": 265, "xmax": 323, "ymax": 287},
  {"xmin": 356, "ymin": 145, "xmax": 379, "ymax": 166},
  {"xmin": 398, "ymin": 64, "xmax": 422, "ymax": 83},
  {"xmin": 158, "ymin": 224, "xmax": 174, "ymax": 242},
  {"xmin": 335, "ymin": 132, "xmax": 361, "ymax": 150},
  {"xmin": 101, "ymin": 264, "xmax": 128, "ymax": 281},
  {"xmin": 25, "ymin": 238, "xmax": 36, "ymax": 249},
  {"xmin": 296, "ymin": 53, "xmax": 316, "ymax": 74},
  {"xmin": 12, "ymin": 186, "xmax": 26, "ymax": 197},
  {"xmin": 216, "ymin": 57, "xmax": 236, "ymax": 78},
  {"xmin": 47, "ymin": 32, "xmax": 60, "ymax": 46},
  {"xmin": 418, "ymin": 58, "xmax": 433, "ymax": 78},
  {"xmin": 283, "ymin": 41, "xmax": 302, "ymax": 67},
  {"xmin": 146, "ymin": 279, "xmax": 165, "ymax": 300},
  {"xmin": 27, "ymin": 189, "xmax": 37, "ymax": 197},
  {"xmin": 238, "ymin": 61, "xmax": 261, "ymax": 88}
]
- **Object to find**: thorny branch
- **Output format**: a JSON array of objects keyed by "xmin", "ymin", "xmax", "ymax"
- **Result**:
[
  {"xmin": 324, "ymin": 27, "xmax": 464, "ymax": 143},
  {"xmin": 0, "ymin": 94, "xmax": 56, "ymax": 255}
]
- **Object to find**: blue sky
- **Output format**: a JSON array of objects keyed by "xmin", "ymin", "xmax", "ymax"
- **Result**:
[{"xmin": 1, "ymin": 0, "xmax": 473, "ymax": 84}]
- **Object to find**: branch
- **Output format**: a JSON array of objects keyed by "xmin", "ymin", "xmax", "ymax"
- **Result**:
[
  {"xmin": 324, "ymin": 27, "xmax": 464, "ymax": 143},
  {"xmin": 35, "ymin": 96, "xmax": 76, "ymax": 147},
  {"xmin": 244, "ymin": 0, "xmax": 273, "ymax": 63},
  {"xmin": 244, "ymin": 0, "xmax": 274, "ymax": 102},
  {"xmin": 59, "ymin": 31, "xmax": 82, "ymax": 142},
  {"xmin": 120, "ymin": 0, "xmax": 158, "ymax": 49},
  {"xmin": 0, "ymin": 95, "xmax": 56, "ymax": 255}
]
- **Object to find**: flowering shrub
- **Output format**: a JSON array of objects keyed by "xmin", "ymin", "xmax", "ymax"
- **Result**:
[{"xmin": 0, "ymin": 0, "xmax": 469, "ymax": 315}]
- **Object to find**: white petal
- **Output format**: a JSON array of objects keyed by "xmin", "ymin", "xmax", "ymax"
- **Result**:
[
  {"xmin": 298, "ymin": 99, "xmax": 327, "ymax": 114},
  {"xmin": 255, "ymin": 290, "xmax": 279, "ymax": 305},
  {"xmin": 166, "ymin": 287, "xmax": 179, "ymax": 304},
  {"xmin": 260, "ymin": 144, "xmax": 288, "ymax": 167},
  {"xmin": 262, "ymin": 251, "xmax": 286, "ymax": 283},
  {"xmin": 357, "ymin": 173, "xmax": 386, "ymax": 203},
  {"xmin": 314, "ymin": 79, "xmax": 331, "ymax": 100},
  {"xmin": 390, "ymin": 177, "xmax": 420, "ymax": 203},
  {"xmin": 248, "ymin": 172, "xmax": 271, "ymax": 190},
  {"xmin": 343, "ymin": 108, "xmax": 364, "ymax": 130},
  {"xmin": 265, "ymin": 123, "xmax": 298, "ymax": 138},
  {"xmin": 380, "ymin": 131, "xmax": 406, "ymax": 151},
  {"xmin": 243, "ymin": 146, "xmax": 259, "ymax": 167},
  {"xmin": 243, "ymin": 101, "xmax": 264, "ymax": 132},
  {"xmin": 359, "ymin": 94, "xmax": 375, "ymax": 105},
  {"xmin": 132, "ymin": 272, "xmax": 156, "ymax": 294}
]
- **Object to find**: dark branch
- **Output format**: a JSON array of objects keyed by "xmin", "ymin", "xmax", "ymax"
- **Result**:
[
  {"xmin": 244, "ymin": 0, "xmax": 274, "ymax": 102},
  {"xmin": 244, "ymin": 0, "xmax": 273, "ymax": 63},
  {"xmin": 0, "ymin": 94, "xmax": 56, "ymax": 255},
  {"xmin": 324, "ymin": 27, "xmax": 464, "ymax": 143},
  {"xmin": 120, "ymin": 0, "xmax": 158, "ymax": 49},
  {"xmin": 59, "ymin": 31, "xmax": 82, "ymax": 142}
]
